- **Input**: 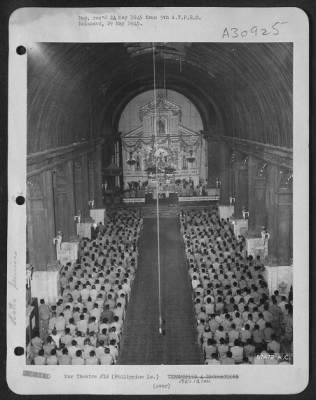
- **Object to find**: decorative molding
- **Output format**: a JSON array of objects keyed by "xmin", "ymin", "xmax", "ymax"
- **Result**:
[
  {"xmin": 27, "ymin": 139, "xmax": 104, "ymax": 177},
  {"xmin": 74, "ymin": 159, "xmax": 82, "ymax": 169},
  {"xmin": 54, "ymin": 164, "xmax": 68, "ymax": 188},
  {"xmin": 207, "ymin": 134, "xmax": 292, "ymax": 170},
  {"xmin": 27, "ymin": 176, "xmax": 44, "ymax": 200}
]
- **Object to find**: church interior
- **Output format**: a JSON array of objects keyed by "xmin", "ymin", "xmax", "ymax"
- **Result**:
[{"xmin": 26, "ymin": 42, "xmax": 293, "ymax": 365}]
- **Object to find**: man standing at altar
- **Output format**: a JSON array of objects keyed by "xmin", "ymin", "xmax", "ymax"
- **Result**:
[
  {"xmin": 136, "ymin": 155, "xmax": 140, "ymax": 170},
  {"xmin": 189, "ymin": 177, "xmax": 194, "ymax": 189}
]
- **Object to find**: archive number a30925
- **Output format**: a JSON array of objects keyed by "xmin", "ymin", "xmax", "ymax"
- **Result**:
[{"xmin": 222, "ymin": 21, "xmax": 288, "ymax": 39}]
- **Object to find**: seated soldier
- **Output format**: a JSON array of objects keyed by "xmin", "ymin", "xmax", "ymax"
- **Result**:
[
  {"xmin": 85, "ymin": 350, "xmax": 99, "ymax": 365},
  {"xmin": 100, "ymin": 347, "xmax": 114, "ymax": 365},
  {"xmin": 203, "ymin": 338, "xmax": 217, "ymax": 361},
  {"xmin": 244, "ymin": 338, "xmax": 256, "ymax": 360},
  {"xmin": 58, "ymin": 347, "xmax": 72, "ymax": 365},
  {"xmin": 30, "ymin": 335, "xmax": 43, "ymax": 357},
  {"xmin": 43, "ymin": 336, "xmax": 56, "ymax": 356},
  {"xmin": 67, "ymin": 339, "xmax": 79, "ymax": 359},
  {"xmin": 205, "ymin": 353, "xmax": 220, "ymax": 365},
  {"xmin": 230, "ymin": 339, "xmax": 244, "ymax": 364},
  {"xmin": 217, "ymin": 337, "xmax": 229, "ymax": 361},
  {"xmin": 46, "ymin": 348, "xmax": 58, "ymax": 365},
  {"xmin": 220, "ymin": 350, "xmax": 235, "ymax": 365},
  {"xmin": 72, "ymin": 349, "xmax": 84, "ymax": 365},
  {"xmin": 33, "ymin": 349, "xmax": 46, "ymax": 365},
  {"xmin": 267, "ymin": 334, "xmax": 281, "ymax": 354},
  {"xmin": 108, "ymin": 339, "xmax": 119, "ymax": 363}
]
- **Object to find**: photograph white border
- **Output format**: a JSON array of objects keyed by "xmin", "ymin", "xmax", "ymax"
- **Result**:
[{"xmin": 7, "ymin": 7, "xmax": 309, "ymax": 395}]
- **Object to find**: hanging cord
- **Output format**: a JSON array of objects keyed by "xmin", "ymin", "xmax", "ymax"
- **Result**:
[
  {"xmin": 163, "ymin": 55, "xmax": 167, "ymax": 99},
  {"xmin": 153, "ymin": 43, "xmax": 163, "ymax": 335}
]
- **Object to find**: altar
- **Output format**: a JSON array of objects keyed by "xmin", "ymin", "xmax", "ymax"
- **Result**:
[
  {"xmin": 231, "ymin": 218, "xmax": 249, "ymax": 238},
  {"xmin": 31, "ymin": 262, "xmax": 62, "ymax": 303},
  {"xmin": 152, "ymin": 188, "xmax": 173, "ymax": 199},
  {"xmin": 120, "ymin": 95, "xmax": 207, "ymax": 189},
  {"xmin": 147, "ymin": 178, "xmax": 177, "ymax": 199}
]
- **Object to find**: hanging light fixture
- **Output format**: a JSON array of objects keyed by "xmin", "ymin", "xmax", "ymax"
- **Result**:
[
  {"xmin": 286, "ymin": 173, "xmax": 293, "ymax": 185},
  {"xmin": 186, "ymin": 149, "xmax": 196, "ymax": 163},
  {"xmin": 258, "ymin": 162, "xmax": 267, "ymax": 177},
  {"xmin": 127, "ymin": 151, "xmax": 136, "ymax": 166},
  {"xmin": 164, "ymin": 166, "xmax": 176, "ymax": 175}
]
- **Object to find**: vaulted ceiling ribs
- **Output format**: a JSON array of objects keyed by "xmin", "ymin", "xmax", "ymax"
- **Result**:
[{"xmin": 27, "ymin": 42, "xmax": 293, "ymax": 154}]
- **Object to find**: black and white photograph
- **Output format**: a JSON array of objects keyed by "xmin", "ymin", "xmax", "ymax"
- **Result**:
[{"xmin": 7, "ymin": 7, "xmax": 309, "ymax": 395}]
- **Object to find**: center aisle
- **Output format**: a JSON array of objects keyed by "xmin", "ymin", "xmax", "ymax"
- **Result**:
[{"xmin": 118, "ymin": 217, "xmax": 203, "ymax": 365}]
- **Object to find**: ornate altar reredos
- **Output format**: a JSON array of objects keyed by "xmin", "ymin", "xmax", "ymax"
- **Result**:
[{"xmin": 121, "ymin": 95, "xmax": 207, "ymax": 186}]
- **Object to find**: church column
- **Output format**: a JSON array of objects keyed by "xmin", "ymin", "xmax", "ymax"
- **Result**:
[
  {"xmin": 74, "ymin": 155, "xmax": 89, "ymax": 218},
  {"xmin": 276, "ymin": 172, "xmax": 293, "ymax": 265},
  {"xmin": 43, "ymin": 170, "xmax": 57, "ymax": 265},
  {"xmin": 53, "ymin": 160, "xmax": 76, "ymax": 241},
  {"xmin": 233, "ymin": 153, "xmax": 248, "ymax": 218},
  {"xmin": 94, "ymin": 144, "xmax": 103, "ymax": 208},
  {"xmin": 88, "ymin": 156, "xmax": 96, "ymax": 204},
  {"xmin": 218, "ymin": 142, "xmax": 231, "ymax": 205},
  {"xmin": 265, "ymin": 164, "xmax": 281, "ymax": 263},
  {"xmin": 27, "ymin": 171, "xmax": 56, "ymax": 271},
  {"xmin": 82, "ymin": 154, "xmax": 90, "ymax": 214},
  {"xmin": 118, "ymin": 137, "xmax": 124, "ymax": 189},
  {"xmin": 207, "ymin": 139, "xmax": 221, "ymax": 188},
  {"xmin": 247, "ymin": 157, "xmax": 267, "ymax": 234},
  {"xmin": 229, "ymin": 152, "xmax": 236, "ymax": 202}
]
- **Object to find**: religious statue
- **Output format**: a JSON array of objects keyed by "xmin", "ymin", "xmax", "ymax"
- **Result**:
[
  {"xmin": 242, "ymin": 207, "xmax": 249, "ymax": 219},
  {"xmin": 182, "ymin": 154, "xmax": 187, "ymax": 170},
  {"xmin": 26, "ymin": 264, "xmax": 33, "ymax": 289},
  {"xmin": 53, "ymin": 231, "xmax": 63, "ymax": 250},
  {"xmin": 53, "ymin": 230, "xmax": 63, "ymax": 259},
  {"xmin": 136, "ymin": 155, "xmax": 141, "ymax": 170},
  {"xmin": 157, "ymin": 118, "xmax": 166, "ymax": 134},
  {"xmin": 261, "ymin": 227, "xmax": 271, "ymax": 243},
  {"xmin": 158, "ymin": 152, "xmax": 164, "ymax": 169}
]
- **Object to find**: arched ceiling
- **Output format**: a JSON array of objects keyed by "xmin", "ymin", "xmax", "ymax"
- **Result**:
[{"xmin": 27, "ymin": 42, "xmax": 292, "ymax": 154}]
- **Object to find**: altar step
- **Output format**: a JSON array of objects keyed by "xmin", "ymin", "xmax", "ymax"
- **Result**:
[
  {"xmin": 179, "ymin": 200, "xmax": 218, "ymax": 209},
  {"xmin": 141, "ymin": 204, "xmax": 180, "ymax": 218}
]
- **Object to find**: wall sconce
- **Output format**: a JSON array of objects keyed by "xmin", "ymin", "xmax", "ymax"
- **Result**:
[
  {"xmin": 127, "ymin": 151, "xmax": 136, "ymax": 166},
  {"xmin": 26, "ymin": 264, "xmax": 34, "ymax": 289},
  {"xmin": 280, "ymin": 170, "xmax": 293, "ymax": 187},
  {"xmin": 88, "ymin": 200, "xmax": 95, "ymax": 209},
  {"xmin": 258, "ymin": 163, "xmax": 268, "ymax": 177},
  {"xmin": 242, "ymin": 207, "xmax": 249, "ymax": 219},
  {"xmin": 261, "ymin": 227, "xmax": 271, "ymax": 242},
  {"xmin": 229, "ymin": 196, "xmax": 235, "ymax": 205},
  {"xmin": 278, "ymin": 281, "xmax": 288, "ymax": 294},
  {"xmin": 231, "ymin": 152, "xmax": 236, "ymax": 164},
  {"xmin": 286, "ymin": 174, "xmax": 293, "ymax": 185},
  {"xmin": 74, "ymin": 215, "xmax": 81, "ymax": 224},
  {"xmin": 216, "ymin": 177, "xmax": 221, "ymax": 188},
  {"xmin": 53, "ymin": 231, "xmax": 63, "ymax": 248},
  {"xmin": 186, "ymin": 150, "xmax": 196, "ymax": 163}
]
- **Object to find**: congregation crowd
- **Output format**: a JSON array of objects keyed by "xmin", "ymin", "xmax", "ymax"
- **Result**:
[
  {"xmin": 26, "ymin": 204, "xmax": 294, "ymax": 366},
  {"xmin": 180, "ymin": 207, "xmax": 293, "ymax": 365},
  {"xmin": 27, "ymin": 209, "xmax": 142, "ymax": 365}
]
